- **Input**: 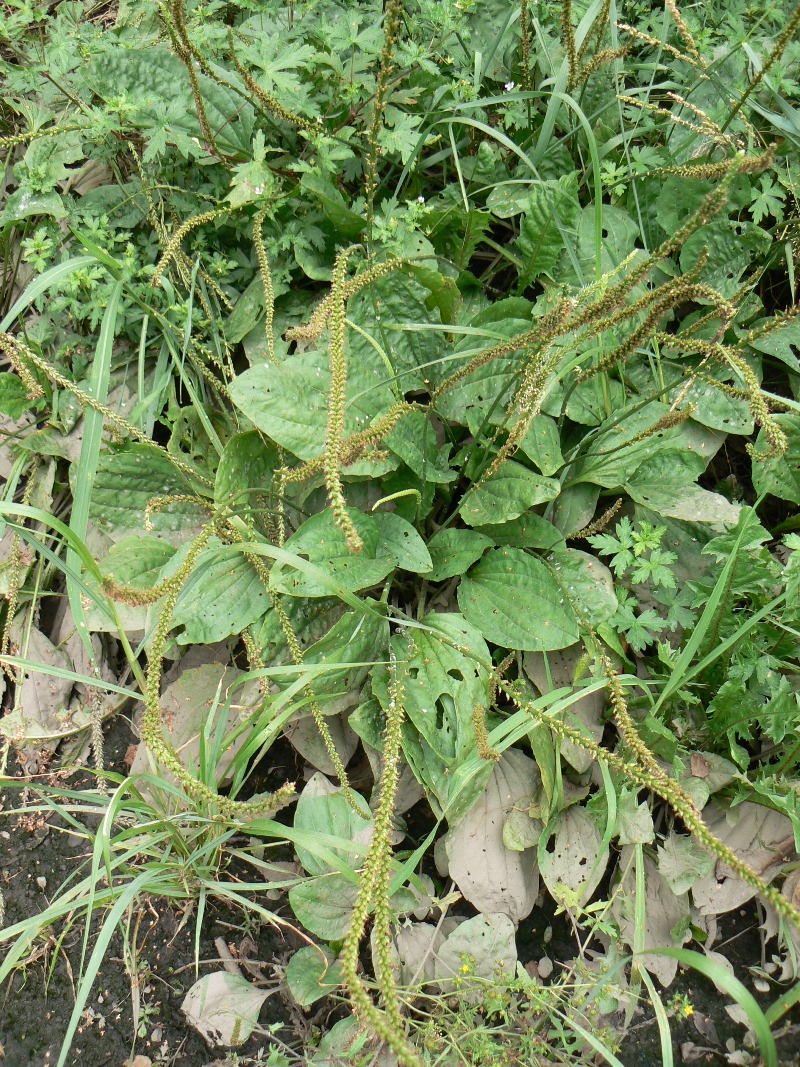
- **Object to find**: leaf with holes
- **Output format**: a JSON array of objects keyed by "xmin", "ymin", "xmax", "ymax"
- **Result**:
[
  {"xmin": 459, "ymin": 462, "xmax": 560, "ymax": 526},
  {"xmin": 538, "ymin": 804, "xmax": 608, "ymax": 906},
  {"xmin": 458, "ymin": 547, "xmax": 579, "ymax": 651},
  {"xmin": 373, "ymin": 613, "xmax": 494, "ymax": 822}
]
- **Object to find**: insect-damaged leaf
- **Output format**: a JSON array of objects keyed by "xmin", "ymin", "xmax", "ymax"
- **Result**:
[{"xmin": 458, "ymin": 547, "xmax": 579, "ymax": 651}]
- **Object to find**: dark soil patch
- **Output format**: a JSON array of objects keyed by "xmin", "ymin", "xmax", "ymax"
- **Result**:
[{"xmin": 0, "ymin": 715, "xmax": 297, "ymax": 1067}]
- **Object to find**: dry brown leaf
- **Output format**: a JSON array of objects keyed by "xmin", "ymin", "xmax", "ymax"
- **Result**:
[
  {"xmin": 130, "ymin": 662, "xmax": 261, "ymax": 789},
  {"xmin": 614, "ymin": 846, "xmax": 691, "ymax": 986},
  {"xmin": 539, "ymin": 804, "xmax": 609, "ymax": 907},
  {"xmin": 691, "ymin": 802, "xmax": 795, "ymax": 915},
  {"xmin": 524, "ymin": 645, "xmax": 604, "ymax": 772},
  {"xmin": 445, "ymin": 749, "xmax": 540, "ymax": 923}
]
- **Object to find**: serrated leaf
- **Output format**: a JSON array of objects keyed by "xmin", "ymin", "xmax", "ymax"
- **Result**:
[
  {"xmin": 457, "ymin": 547, "xmax": 579, "ymax": 651},
  {"xmin": 0, "ymin": 373, "xmax": 38, "ymax": 418},
  {"xmin": 426, "ymin": 528, "xmax": 493, "ymax": 581},
  {"xmin": 459, "ymin": 461, "xmax": 560, "ymax": 526}
]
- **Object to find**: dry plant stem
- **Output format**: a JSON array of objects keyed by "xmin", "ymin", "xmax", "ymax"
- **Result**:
[
  {"xmin": 496, "ymin": 673, "xmax": 800, "ymax": 931},
  {"xmin": 724, "ymin": 0, "xmax": 800, "ymax": 130},
  {"xmin": 141, "ymin": 518, "xmax": 294, "ymax": 818},
  {"xmin": 324, "ymin": 246, "xmax": 363, "ymax": 552},
  {"xmin": 0, "ymin": 333, "xmax": 214, "ymax": 488},
  {"xmin": 664, "ymin": 0, "xmax": 706, "ymax": 69},
  {"xmin": 253, "ymin": 208, "xmax": 277, "ymax": 363},
  {"xmin": 365, "ymin": 0, "xmax": 405, "ymax": 223},
  {"xmin": 571, "ymin": 497, "xmax": 623, "ymax": 540},
  {"xmin": 340, "ymin": 651, "xmax": 423, "ymax": 1067}
]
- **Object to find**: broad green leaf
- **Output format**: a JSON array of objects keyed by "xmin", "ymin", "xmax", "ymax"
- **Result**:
[
  {"xmin": 458, "ymin": 547, "xmax": 579, "ymax": 651},
  {"xmin": 286, "ymin": 947, "xmax": 343, "ymax": 1007},
  {"xmin": 475, "ymin": 513, "xmax": 565, "ymax": 550},
  {"xmin": 301, "ymin": 173, "xmax": 365, "ymax": 239},
  {"xmin": 518, "ymin": 415, "xmax": 564, "ymax": 475},
  {"xmin": 373, "ymin": 511, "xmax": 432, "ymax": 573},
  {"xmin": 348, "ymin": 273, "xmax": 445, "ymax": 391},
  {"xmin": 551, "ymin": 483, "xmax": 599, "ymax": 536},
  {"xmin": 374, "ymin": 613, "xmax": 494, "ymax": 822},
  {"xmin": 752, "ymin": 414, "xmax": 800, "ymax": 504},
  {"xmin": 0, "ymin": 189, "xmax": 65, "ymax": 225},
  {"xmin": 565, "ymin": 378, "xmax": 626, "ymax": 427},
  {"xmin": 225, "ymin": 275, "xmax": 265, "ymax": 345},
  {"xmin": 384, "ymin": 410, "xmax": 455, "ymax": 483},
  {"xmin": 625, "ymin": 450, "xmax": 706, "ymax": 515},
  {"xmin": 427, "ymin": 529, "xmax": 493, "ymax": 581},
  {"xmin": 269, "ymin": 508, "xmax": 395, "ymax": 597},
  {"xmin": 545, "ymin": 547, "xmax": 617, "ymax": 625},
  {"xmin": 459, "ymin": 461, "xmax": 559, "ymax": 526},
  {"xmin": 228, "ymin": 346, "xmax": 395, "ymax": 465},
  {"xmin": 169, "ymin": 541, "xmax": 270, "ymax": 644},
  {"xmin": 515, "ymin": 174, "xmax": 580, "ymax": 286},
  {"xmin": 214, "ymin": 430, "xmax": 278, "ymax": 508},
  {"xmin": 0, "ymin": 372, "xmax": 37, "ymax": 418},
  {"xmin": 681, "ymin": 219, "xmax": 771, "ymax": 298},
  {"xmin": 288, "ymin": 874, "xmax": 359, "ymax": 940},
  {"xmin": 99, "ymin": 536, "xmax": 176, "ymax": 591},
  {"xmin": 89, "ymin": 444, "xmax": 207, "ymax": 544},
  {"xmin": 277, "ymin": 606, "xmax": 388, "ymax": 700},
  {"xmin": 293, "ymin": 774, "xmax": 372, "ymax": 876},
  {"xmin": 575, "ymin": 203, "xmax": 639, "ymax": 277}
]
